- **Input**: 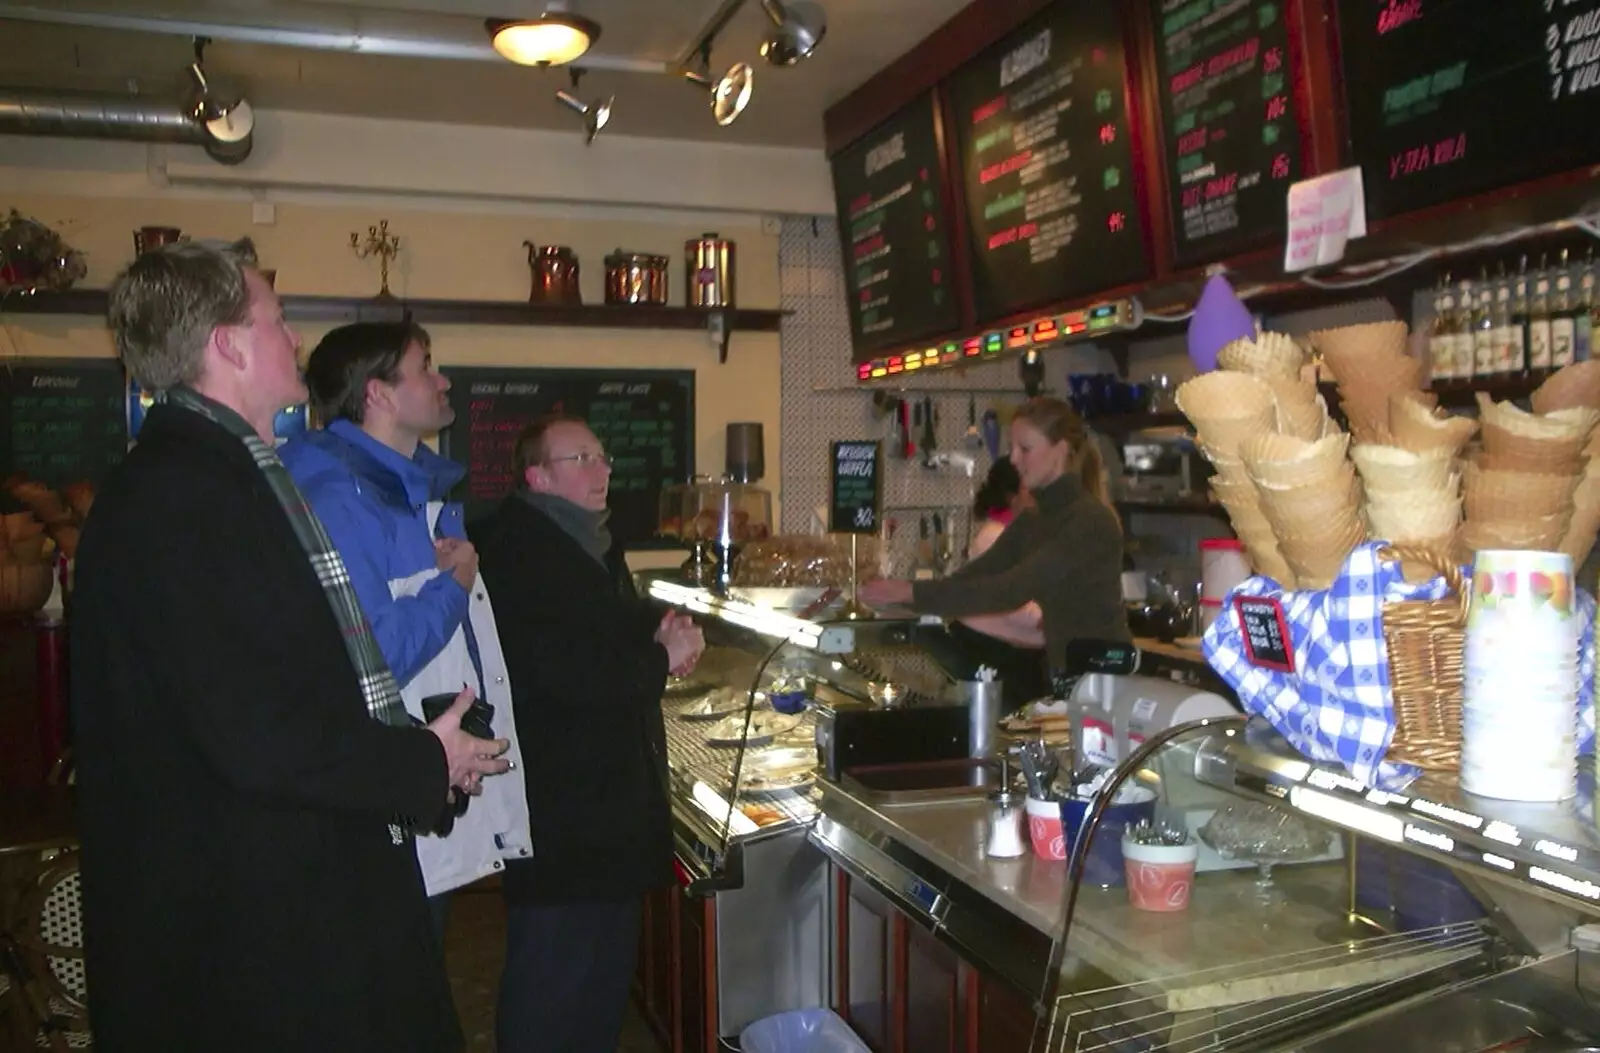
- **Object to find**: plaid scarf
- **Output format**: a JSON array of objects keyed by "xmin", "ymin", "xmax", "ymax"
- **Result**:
[{"xmin": 165, "ymin": 388, "xmax": 413, "ymax": 840}]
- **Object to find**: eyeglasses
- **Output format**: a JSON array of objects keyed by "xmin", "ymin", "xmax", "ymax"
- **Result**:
[{"xmin": 545, "ymin": 451, "xmax": 613, "ymax": 469}]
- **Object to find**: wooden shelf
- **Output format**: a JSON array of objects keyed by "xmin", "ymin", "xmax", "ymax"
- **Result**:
[
  {"xmin": 1089, "ymin": 409, "xmax": 1186, "ymax": 433},
  {"xmin": 1117, "ymin": 497, "xmax": 1225, "ymax": 515},
  {"xmin": 0, "ymin": 288, "xmax": 785, "ymax": 358}
]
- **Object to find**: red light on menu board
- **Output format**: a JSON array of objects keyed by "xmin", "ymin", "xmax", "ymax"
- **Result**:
[
  {"xmin": 1006, "ymin": 327, "xmax": 1030, "ymax": 351},
  {"xmin": 857, "ymin": 363, "xmax": 873, "ymax": 381},
  {"xmin": 963, "ymin": 338, "xmax": 983, "ymax": 357},
  {"xmin": 1032, "ymin": 319, "xmax": 1059, "ymax": 343}
]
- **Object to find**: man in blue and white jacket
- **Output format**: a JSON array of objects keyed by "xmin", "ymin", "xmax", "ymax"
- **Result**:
[{"xmin": 280, "ymin": 321, "xmax": 531, "ymax": 934}]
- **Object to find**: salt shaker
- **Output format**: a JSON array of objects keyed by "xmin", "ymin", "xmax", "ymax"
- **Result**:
[{"xmin": 986, "ymin": 758, "xmax": 1027, "ymax": 859}]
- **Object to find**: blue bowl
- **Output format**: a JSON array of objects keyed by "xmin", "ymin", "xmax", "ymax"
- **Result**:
[{"xmin": 1061, "ymin": 789, "xmax": 1157, "ymax": 888}]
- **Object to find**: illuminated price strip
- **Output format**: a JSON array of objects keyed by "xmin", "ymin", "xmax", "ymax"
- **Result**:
[
  {"xmin": 1213, "ymin": 740, "xmax": 1600, "ymax": 912},
  {"xmin": 850, "ymin": 297, "xmax": 1135, "ymax": 384}
]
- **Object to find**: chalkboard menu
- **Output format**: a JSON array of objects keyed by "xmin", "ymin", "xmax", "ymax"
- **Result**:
[
  {"xmin": 0, "ymin": 359, "xmax": 126, "ymax": 487},
  {"xmin": 1150, "ymin": 0, "xmax": 1303, "ymax": 265},
  {"xmin": 945, "ymin": 0, "xmax": 1150, "ymax": 323},
  {"xmin": 439, "ymin": 367, "xmax": 694, "ymax": 547},
  {"xmin": 829, "ymin": 440, "xmax": 882, "ymax": 534},
  {"xmin": 1338, "ymin": 0, "xmax": 1600, "ymax": 221},
  {"xmin": 830, "ymin": 94, "xmax": 961, "ymax": 361}
]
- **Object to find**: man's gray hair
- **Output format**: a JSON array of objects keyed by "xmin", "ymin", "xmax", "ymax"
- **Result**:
[{"xmin": 107, "ymin": 237, "xmax": 259, "ymax": 391}]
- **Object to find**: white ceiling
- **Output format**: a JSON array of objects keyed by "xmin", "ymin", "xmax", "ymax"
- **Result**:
[{"xmin": 0, "ymin": 0, "xmax": 971, "ymax": 147}]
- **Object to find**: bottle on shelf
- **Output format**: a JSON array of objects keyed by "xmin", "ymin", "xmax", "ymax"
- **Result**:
[
  {"xmin": 1512, "ymin": 256, "xmax": 1532, "ymax": 375},
  {"xmin": 1583, "ymin": 247, "xmax": 1599, "ymax": 364},
  {"xmin": 1430, "ymin": 273, "xmax": 1457, "ymax": 384},
  {"xmin": 1472, "ymin": 267, "xmax": 1495, "ymax": 379},
  {"xmin": 1528, "ymin": 253, "xmax": 1554, "ymax": 376},
  {"xmin": 1492, "ymin": 263, "xmax": 1516, "ymax": 376},
  {"xmin": 1453, "ymin": 275, "xmax": 1476, "ymax": 382},
  {"xmin": 1552, "ymin": 248, "xmax": 1577, "ymax": 370}
]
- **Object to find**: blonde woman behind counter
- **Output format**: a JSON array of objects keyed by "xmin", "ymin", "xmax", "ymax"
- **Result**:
[{"xmin": 859, "ymin": 397, "xmax": 1130, "ymax": 673}]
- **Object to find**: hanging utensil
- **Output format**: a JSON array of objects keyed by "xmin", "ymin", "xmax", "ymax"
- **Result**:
[
  {"xmin": 966, "ymin": 395, "xmax": 981, "ymax": 448},
  {"xmin": 917, "ymin": 515, "xmax": 933, "ymax": 569},
  {"xmin": 922, "ymin": 397, "xmax": 937, "ymax": 453},
  {"xmin": 981, "ymin": 409, "xmax": 1002, "ymax": 459},
  {"xmin": 931, "ymin": 513, "xmax": 946, "ymax": 574},
  {"xmin": 897, "ymin": 399, "xmax": 913, "ymax": 459}
]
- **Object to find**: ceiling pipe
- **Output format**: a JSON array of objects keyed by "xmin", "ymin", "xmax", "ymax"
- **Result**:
[
  {"xmin": 0, "ymin": 86, "xmax": 252, "ymax": 163},
  {"xmin": 0, "ymin": 3, "xmax": 665, "ymax": 74}
]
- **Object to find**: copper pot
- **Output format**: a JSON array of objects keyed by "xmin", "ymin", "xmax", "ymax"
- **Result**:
[
  {"xmin": 685, "ymin": 233, "xmax": 735, "ymax": 308},
  {"xmin": 133, "ymin": 226, "xmax": 183, "ymax": 255},
  {"xmin": 604, "ymin": 250, "xmax": 669, "ymax": 306},
  {"xmin": 524, "ymin": 242, "xmax": 581, "ymax": 305}
]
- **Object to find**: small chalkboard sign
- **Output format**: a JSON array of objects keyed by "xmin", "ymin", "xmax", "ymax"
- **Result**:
[
  {"xmin": 1234, "ymin": 595, "xmax": 1294, "ymax": 673},
  {"xmin": 0, "ymin": 358, "xmax": 128, "ymax": 488},
  {"xmin": 829, "ymin": 440, "xmax": 882, "ymax": 535}
]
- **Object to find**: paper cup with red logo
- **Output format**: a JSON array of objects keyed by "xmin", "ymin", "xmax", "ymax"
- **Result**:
[
  {"xmin": 1121, "ymin": 837, "xmax": 1200, "ymax": 913},
  {"xmin": 1026, "ymin": 796, "xmax": 1067, "ymax": 861}
]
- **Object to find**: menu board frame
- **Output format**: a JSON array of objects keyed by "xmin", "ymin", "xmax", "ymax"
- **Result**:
[
  {"xmin": 1333, "ymin": 0, "xmax": 1600, "ymax": 223},
  {"xmin": 830, "ymin": 91, "xmax": 967, "ymax": 363},
  {"xmin": 941, "ymin": 0, "xmax": 1156, "ymax": 327},
  {"xmin": 1143, "ymin": 0, "xmax": 1313, "ymax": 268},
  {"xmin": 438, "ymin": 366, "xmax": 695, "ymax": 549},
  {"xmin": 0, "ymin": 357, "xmax": 128, "ymax": 489}
]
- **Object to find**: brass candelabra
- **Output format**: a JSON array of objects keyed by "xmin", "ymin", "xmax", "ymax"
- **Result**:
[{"xmin": 349, "ymin": 219, "xmax": 400, "ymax": 300}]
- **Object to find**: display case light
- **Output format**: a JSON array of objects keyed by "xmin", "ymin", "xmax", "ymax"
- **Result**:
[
  {"xmin": 1288, "ymin": 786, "xmax": 1404, "ymax": 843},
  {"xmin": 647, "ymin": 581, "xmax": 823, "ymax": 648}
]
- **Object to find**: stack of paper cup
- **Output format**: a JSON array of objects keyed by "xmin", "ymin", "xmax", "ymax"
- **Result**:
[{"xmin": 1461, "ymin": 549, "xmax": 1580, "ymax": 802}]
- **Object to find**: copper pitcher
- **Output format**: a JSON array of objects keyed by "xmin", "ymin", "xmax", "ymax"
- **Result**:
[
  {"xmin": 133, "ymin": 226, "xmax": 183, "ymax": 256},
  {"xmin": 524, "ymin": 242, "xmax": 581, "ymax": 305}
]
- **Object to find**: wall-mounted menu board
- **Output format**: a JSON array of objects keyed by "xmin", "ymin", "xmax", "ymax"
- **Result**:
[
  {"xmin": 439, "ymin": 367, "xmax": 694, "ymax": 547},
  {"xmin": 830, "ymin": 93, "xmax": 961, "ymax": 362},
  {"xmin": 1338, "ymin": 0, "xmax": 1600, "ymax": 222},
  {"xmin": 946, "ymin": 0, "xmax": 1150, "ymax": 324},
  {"xmin": 0, "ymin": 359, "xmax": 126, "ymax": 487},
  {"xmin": 1150, "ymin": 0, "xmax": 1304, "ymax": 265}
]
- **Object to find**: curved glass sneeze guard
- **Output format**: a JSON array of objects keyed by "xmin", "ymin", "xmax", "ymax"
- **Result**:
[
  {"xmin": 1042, "ymin": 720, "xmax": 1497, "ymax": 1053},
  {"xmin": 659, "ymin": 628, "xmax": 829, "ymax": 861}
]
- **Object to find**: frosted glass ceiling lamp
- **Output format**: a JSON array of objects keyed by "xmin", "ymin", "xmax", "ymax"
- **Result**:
[
  {"xmin": 758, "ymin": 0, "xmax": 826, "ymax": 67},
  {"xmin": 684, "ymin": 61, "xmax": 754, "ymax": 127},
  {"xmin": 555, "ymin": 87, "xmax": 612, "ymax": 144},
  {"xmin": 487, "ymin": 11, "xmax": 601, "ymax": 67}
]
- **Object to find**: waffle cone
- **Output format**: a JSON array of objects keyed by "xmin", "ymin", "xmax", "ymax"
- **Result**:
[
  {"xmin": 1177, "ymin": 371, "xmax": 1275, "ymax": 419},
  {"xmin": 1462, "ymin": 515, "xmax": 1570, "ymax": 553},
  {"xmin": 1310, "ymin": 321, "xmax": 1411, "ymax": 383},
  {"xmin": 1218, "ymin": 334, "xmax": 1304, "ymax": 379},
  {"xmin": 1261, "ymin": 476, "xmax": 1362, "ymax": 534},
  {"xmin": 1351, "ymin": 443, "xmax": 1455, "ymax": 491},
  {"xmin": 1195, "ymin": 414, "xmax": 1277, "ymax": 457},
  {"xmin": 1561, "ymin": 504, "xmax": 1600, "ymax": 564},
  {"xmin": 1464, "ymin": 471, "xmax": 1578, "ymax": 520},
  {"xmin": 1389, "ymin": 393, "xmax": 1477, "ymax": 453},
  {"xmin": 1533, "ymin": 359, "xmax": 1600, "ymax": 413},
  {"xmin": 1240, "ymin": 431, "xmax": 1350, "ymax": 489},
  {"xmin": 1277, "ymin": 398, "xmax": 1328, "ymax": 441},
  {"xmin": 1368, "ymin": 498, "xmax": 1461, "ymax": 542},
  {"xmin": 1221, "ymin": 500, "xmax": 1273, "ymax": 537},
  {"xmin": 1481, "ymin": 420, "xmax": 1588, "ymax": 463},
  {"xmin": 1478, "ymin": 392, "xmax": 1593, "ymax": 441}
]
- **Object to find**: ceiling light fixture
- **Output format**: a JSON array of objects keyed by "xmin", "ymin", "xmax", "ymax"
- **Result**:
[
  {"xmin": 684, "ymin": 47, "xmax": 753, "ymax": 127},
  {"xmin": 758, "ymin": 0, "xmax": 826, "ymax": 67},
  {"xmin": 554, "ymin": 67, "xmax": 611, "ymax": 144},
  {"xmin": 185, "ymin": 36, "xmax": 253, "ymax": 162},
  {"xmin": 487, "ymin": 9, "xmax": 601, "ymax": 67}
]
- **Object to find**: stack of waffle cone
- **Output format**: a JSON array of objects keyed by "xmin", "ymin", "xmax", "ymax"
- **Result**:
[
  {"xmin": 1176, "ymin": 371, "xmax": 1276, "ymax": 458},
  {"xmin": 1532, "ymin": 359, "xmax": 1600, "ymax": 414},
  {"xmin": 1352, "ymin": 443, "xmax": 1461, "ymax": 569},
  {"xmin": 1217, "ymin": 331, "xmax": 1305, "ymax": 380},
  {"xmin": 1462, "ymin": 461, "xmax": 1579, "ymax": 554},
  {"xmin": 1241, "ymin": 432, "xmax": 1364, "ymax": 589},
  {"xmin": 1389, "ymin": 392, "xmax": 1477, "ymax": 457},
  {"xmin": 1309, "ymin": 321, "xmax": 1424, "ymax": 443}
]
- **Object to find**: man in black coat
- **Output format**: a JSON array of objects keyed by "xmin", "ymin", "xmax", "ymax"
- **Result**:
[
  {"xmin": 71, "ymin": 239, "xmax": 509, "ymax": 1053},
  {"xmin": 473, "ymin": 414, "xmax": 703, "ymax": 1053}
]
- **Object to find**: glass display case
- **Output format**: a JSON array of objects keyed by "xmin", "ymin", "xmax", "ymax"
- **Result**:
[{"xmin": 1045, "ymin": 718, "xmax": 1600, "ymax": 1053}]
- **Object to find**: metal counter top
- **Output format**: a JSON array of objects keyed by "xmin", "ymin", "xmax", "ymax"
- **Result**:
[{"xmin": 814, "ymin": 778, "xmax": 1479, "ymax": 1014}]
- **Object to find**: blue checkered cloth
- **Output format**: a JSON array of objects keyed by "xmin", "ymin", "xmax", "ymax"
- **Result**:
[{"xmin": 1203, "ymin": 542, "xmax": 1596, "ymax": 791}]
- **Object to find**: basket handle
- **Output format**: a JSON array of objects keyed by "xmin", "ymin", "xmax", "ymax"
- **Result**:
[{"xmin": 1377, "ymin": 544, "xmax": 1470, "ymax": 628}]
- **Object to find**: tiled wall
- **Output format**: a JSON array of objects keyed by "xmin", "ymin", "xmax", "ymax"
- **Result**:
[{"xmin": 776, "ymin": 216, "xmax": 1405, "ymax": 589}]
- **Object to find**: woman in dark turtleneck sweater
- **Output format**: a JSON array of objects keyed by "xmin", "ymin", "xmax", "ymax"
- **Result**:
[{"xmin": 860, "ymin": 397, "xmax": 1129, "ymax": 678}]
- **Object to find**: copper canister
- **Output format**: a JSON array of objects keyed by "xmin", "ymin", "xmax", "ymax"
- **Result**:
[
  {"xmin": 524, "ymin": 242, "xmax": 582, "ymax": 305},
  {"xmin": 603, "ymin": 251, "xmax": 669, "ymax": 305},
  {"xmin": 133, "ymin": 226, "xmax": 183, "ymax": 255},
  {"xmin": 684, "ymin": 233, "xmax": 735, "ymax": 308}
]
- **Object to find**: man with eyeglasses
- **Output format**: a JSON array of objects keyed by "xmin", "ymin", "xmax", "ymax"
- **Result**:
[{"xmin": 472, "ymin": 414, "xmax": 702, "ymax": 1053}]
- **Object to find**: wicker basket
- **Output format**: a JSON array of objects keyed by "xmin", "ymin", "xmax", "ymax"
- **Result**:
[
  {"xmin": 0, "ymin": 563, "xmax": 55, "ymax": 615},
  {"xmin": 1380, "ymin": 545, "xmax": 1468, "ymax": 770}
]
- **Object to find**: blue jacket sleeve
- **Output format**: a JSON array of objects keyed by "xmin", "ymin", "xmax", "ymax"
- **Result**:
[{"xmin": 302, "ymin": 483, "xmax": 471, "ymax": 689}]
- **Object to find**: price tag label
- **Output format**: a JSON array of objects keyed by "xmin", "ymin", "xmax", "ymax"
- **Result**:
[{"xmin": 1234, "ymin": 595, "xmax": 1294, "ymax": 673}]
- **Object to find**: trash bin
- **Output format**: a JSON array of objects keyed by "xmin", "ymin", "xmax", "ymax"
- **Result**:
[{"xmin": 738, "ymin": 1008, "xmax": 869, "ymax": 1053}]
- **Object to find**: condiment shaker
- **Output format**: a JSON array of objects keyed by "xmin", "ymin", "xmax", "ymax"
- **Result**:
[{"xmin": 985, "ymin": 758, "xmax": 1026, "ymax": 859}]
